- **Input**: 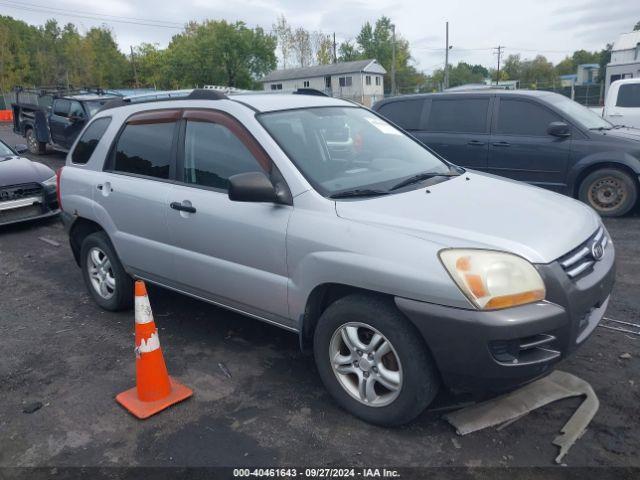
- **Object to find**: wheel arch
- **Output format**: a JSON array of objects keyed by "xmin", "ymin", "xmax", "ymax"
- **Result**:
[
  {"xmin": 299, "ymin": 283, "xmax": 394, "ymax": 352},
  {"xmin": 569, "ymin": 156, "xmax": 640, "ymax": 198},
  {"xmin": 298, "ymin": 284, "xmax": 439, "ymax": 365},
  {"xmin": 68, "ymin": 217, "xmax": 106, "ymax": 266}
]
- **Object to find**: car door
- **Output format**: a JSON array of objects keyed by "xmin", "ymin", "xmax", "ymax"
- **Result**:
[
  {"xmin": 49, "ymin": 99, "xmax": 70, "ymax": 145},
  {"xmin": 63, "ymin": 100, "xmax": 88, "ymax": 149},
  {"xmin": 608, "ymin": 83, "xmax": 640, "ymax": 128},
  {"xmin": 488, "ymin": 96, "xmax": 571, "ymax": 192},
  {"xmin": 411, "ymin": 96, "xmax": 491, "ymax": 169},
  {"xmin": 92, "ymin": 109, "xmax": 179, "ymax": 283},
  {"xmin": 165, "ymin": 109, "xmax": 292, "ymax": 324}
]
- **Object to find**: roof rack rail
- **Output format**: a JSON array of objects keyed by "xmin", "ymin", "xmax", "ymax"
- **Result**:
[
  {"xmin": 98, "ymin": 88, "xmax": 229, "ymax": 112},
  {"xmin": 292, "ymin": 88, "xmax": 329, "ymax": 97}
]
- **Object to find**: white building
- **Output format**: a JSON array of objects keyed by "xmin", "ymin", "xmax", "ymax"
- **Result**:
[
  {"xmin": 259, "ymin": 59, "xmax": 386, "ymax": 107},
  {"xmin": 605, "ymin": 31, "xmax": 640, "ymax": 94}
]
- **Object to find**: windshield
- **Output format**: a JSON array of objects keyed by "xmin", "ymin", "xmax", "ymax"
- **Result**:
[
  {"xmin": 0, "ymin": 141, "xmax": 14, "ymax": 157},
  {"xmin": 259, "ymin": 106, "xmax": 452, "ymax": 196},
  {"xmin": 84, "ymin": 100, "xmax": 112, "ymax": 117},
  {"xmin": 545, "ymin": 94, "xmax": 612, "ymax": 130}
]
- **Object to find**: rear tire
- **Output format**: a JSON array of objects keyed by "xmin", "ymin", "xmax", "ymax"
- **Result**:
[
  {"xmin": 313, "ymin": 293, "xmax": 439, "ymax": 426},
  {"xmin": 578, "ymin": 168, "xmax": 638, "ymax": 217},
  {"xmin": 25, "ymin": 128, "xmax": 46, "ymax": 155},
  {"xmin": 80, "ymin": 231, "xmax": 133, "ymax": 311}
]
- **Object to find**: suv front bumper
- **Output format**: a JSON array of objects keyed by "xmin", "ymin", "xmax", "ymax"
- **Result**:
[{"xmin": 395, "ymin": 240, "xmax": 615, "ymax": 394}]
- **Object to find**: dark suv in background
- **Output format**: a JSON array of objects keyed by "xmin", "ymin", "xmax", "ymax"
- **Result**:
[{"xmin": 373, "ymin": 90, "xmax": 640, "ymax": 216}]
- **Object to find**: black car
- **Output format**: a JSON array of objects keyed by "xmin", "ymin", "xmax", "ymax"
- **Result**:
[
  {"xmin": 11, "ymin": 88, "xmax": 119, "ymax": 155},
  {"xmin": 373, "ymin": 90, "xmax": 640, "ymax": 216},
  {"xmin": 0, "ymin": 140, "xmax": 59, "ymax": 226}
]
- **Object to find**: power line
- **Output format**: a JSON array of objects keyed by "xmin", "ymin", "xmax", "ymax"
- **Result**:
[
  {"xmin": 0, "ymin": 0, "xmax": 184, "ymax": 26},
  {"xmin": 0, "ymin": 1, "xmax": 184, "ymax": 29},
  {"xmin": 0, "ymin": 0, "xmax": 352, "ymax": 39}
]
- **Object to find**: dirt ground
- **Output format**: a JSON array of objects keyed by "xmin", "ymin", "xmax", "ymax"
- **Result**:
[{"xmin": 0, "ymin": 123, "xmax": 638, "ymax": 471}]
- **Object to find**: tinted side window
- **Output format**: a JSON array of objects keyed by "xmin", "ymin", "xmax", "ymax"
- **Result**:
[
  {"xmin": 377, "ymin": 99, "xmax": 424, "ymax": 130},
  {"xmin": 72, "ymin": 117, "xmax": 111, "ymax": 164},
  {"xmin": 496, "ymin": 99, "xmax": 560, "ymax": 136},
  {"xmin": 69, "ymin": 101, "xmax": 84, "ymax": 118},
  {"xmin": 616, "ymin": 84, "xmax": 640, "ymax": 107},
  {"xmin": 183, "ymin": 121, "xmax": 264, "ymax": 191},
  {"xmin": 113, "ymin": 122, "xmax": 175, "ymax": 179},
  {"xmin": 427, "ymin": 98, "xmax": 489, "ymax": 133},
  {"xmin": 53, "ymin": 99, "xmax": 70, "ymax": 117}
]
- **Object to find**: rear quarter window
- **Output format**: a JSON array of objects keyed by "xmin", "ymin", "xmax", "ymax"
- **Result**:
[
  {"xmin": 111, "ymin": 122, "xmax": 176, "ymax": 179},
  {"xmin": 427, "ymin": 98, "xmax": 489, "ymax": 133},
  {"xmin": 377, "ymin": 99, "xmax": 425, "ymax": 130},
  {"xmin": 71, "ymin": 117, "xmax": 112, "ymax": 165},
  {"xmin": 616, "ymin": 84, "xmax": 640, "ymax": 108}
]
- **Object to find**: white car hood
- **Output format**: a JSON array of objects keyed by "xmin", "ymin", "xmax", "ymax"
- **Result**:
[{"xmin": 335, "ymin": 172, "xmax": 600, "ymax": 264}]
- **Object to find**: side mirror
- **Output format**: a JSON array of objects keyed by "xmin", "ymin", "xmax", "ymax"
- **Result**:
[
  {"xmin": 228, "ymin": 172, "xmax": 278, "ymax": 203},
  {"xmin": 547, "ymin": 121, "xmax": 571, "ymax": 138},
  {"xmin": 14, "ymin": 144, "xmax": 28, "ymax": 154}
]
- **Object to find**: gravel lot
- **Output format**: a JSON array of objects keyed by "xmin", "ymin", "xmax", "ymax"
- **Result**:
[{"xmin": 1, "ymin": 123, "xmax": 638, "ymax": 469}]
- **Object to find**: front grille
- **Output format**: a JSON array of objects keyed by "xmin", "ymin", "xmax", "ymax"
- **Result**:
[
  {"xmin": 489, "ymin": 333, "xmax": 560, "ymax": 366},
  {"xmin": 0, "ymin": 183, "xmax": 43, "ymax": 202},
  {"xmin": 557, "ymin": 226, "xmax": 608, "ymax": 279}
]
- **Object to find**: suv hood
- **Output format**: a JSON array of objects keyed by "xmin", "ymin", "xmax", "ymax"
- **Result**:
[
  {"xmin": 335, "ymin": 172, "xmax": 600, "ymax": 264},
  {"xmin": 0, "ymin": 157, "xmax": 54, "ymax": 187}
]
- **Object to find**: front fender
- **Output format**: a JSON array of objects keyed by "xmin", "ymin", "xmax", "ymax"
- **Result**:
[{"xmin": 286, "ymin": 210, "xmax": 472, "ymax": 325}]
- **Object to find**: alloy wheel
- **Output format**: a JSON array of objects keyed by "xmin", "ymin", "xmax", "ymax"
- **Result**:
[
  {"xmin": 87, "ymin": 247, "xmax": 116, "ymax": 300},
  {"xmin": 26, "ymin": 130, "xmax": 38, "ymax": 153},
  {"xmin": 329, "ymin": 322, "xmax": 403, "ymax": 407}
]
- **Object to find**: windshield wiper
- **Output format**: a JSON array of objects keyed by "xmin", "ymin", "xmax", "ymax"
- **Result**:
[
  {"xmin": 389, "ymin": 171, "xmax": 458, "ymax": 191},
  {"xmin": 589, "ymin": 126, "xmax": 612, "ymax": 131},
  {"xmin": 329, "ymin": 188, "xmax": 390, "ymax": 199}
]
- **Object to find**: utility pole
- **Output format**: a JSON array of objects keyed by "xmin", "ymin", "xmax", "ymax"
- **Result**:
[
  {"xmin": 444, "ymin": 21, "xmax": 450, "ymax": 90},
  {"xmin": 493, "ymin": 45, "xmax": 504, "ymax": 86},
  {"xmin": 130, "ymin": 45, "xmax": 139, "ymax": 89},
  {"xmin": 391, "ymin": 24, "xmax": 397, "ymax": 96},
  {"xmin": 333, "ymin": 32, "xmax": 337, "ymax": 63}
]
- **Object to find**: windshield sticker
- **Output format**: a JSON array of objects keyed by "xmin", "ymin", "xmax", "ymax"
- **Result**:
[{"xmin": 365, "ymin": 117, "xmax": 402, "ymax": 135}]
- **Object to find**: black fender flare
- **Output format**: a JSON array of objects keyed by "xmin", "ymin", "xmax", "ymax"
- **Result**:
[{"xmin": 566, "ymin": 151, "xmax": 640, "ymax": 196}]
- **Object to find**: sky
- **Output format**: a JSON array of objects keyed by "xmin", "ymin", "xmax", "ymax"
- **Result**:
[{"xmin": 1, "ymin": 0, "xmax": 639, "ymax": 73}]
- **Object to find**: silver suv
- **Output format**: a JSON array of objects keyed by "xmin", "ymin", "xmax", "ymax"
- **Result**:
[{"xmin": 59, "ymin": 89, "xmax": 615, "ymax": 425}]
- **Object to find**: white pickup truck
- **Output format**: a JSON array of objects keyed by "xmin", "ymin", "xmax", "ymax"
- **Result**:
[{"xmin": 597, "ymin": 78, "xmax": 640, "ymax": 129}]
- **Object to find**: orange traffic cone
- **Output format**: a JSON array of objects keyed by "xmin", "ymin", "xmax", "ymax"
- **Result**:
[{"xmin": 116, "ymin": 280, "xmax": 193, "ymax": 419}]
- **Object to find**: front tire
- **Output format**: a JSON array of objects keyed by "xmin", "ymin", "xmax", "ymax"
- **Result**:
[
  {"xmin": 80, "ymin": 231, "xmax": 133, "ymax": 311},
  {"xmin": 313, "ymin": 294, "xmax": 439, "ymax": 426},
  {"xmin": 578, "ymin": 168, "xmax": 638, "ymax": 217},
  {"xmin": 25, "ymin": 128, "xmax": 46, "ymax": 155}
]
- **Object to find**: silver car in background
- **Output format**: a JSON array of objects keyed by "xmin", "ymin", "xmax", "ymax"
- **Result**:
[{"xmin": 58, "ymin": 90, "xmax": 615, "ymax": 425}]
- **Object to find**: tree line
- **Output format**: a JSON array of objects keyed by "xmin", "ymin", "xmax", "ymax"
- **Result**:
[
  {"xmin": 0, "ymin": 15, "xmax": 277, "ymax": 91},
  {"xmin": 1, "ymin": 14, "xmax": 637, "ymax": 94}
]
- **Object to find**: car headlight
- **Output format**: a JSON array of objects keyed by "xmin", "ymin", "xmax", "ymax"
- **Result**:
[
  {"xmin": 42, "ymin": 175, "xmax": 56, "ymax": 187},
  {"xmin": 439, "ymin": 249, "xmax": 545, "ymax": 310}
]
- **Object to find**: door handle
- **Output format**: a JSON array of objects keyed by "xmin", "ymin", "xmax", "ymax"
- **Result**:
[
  {"xmin": 97, "ymin": 184, "xmax": 103, "ymax": 190},
  {"xmin": 492, "ymin": 141, "xmax": 511, "ymax": 147},
  {"xmin": 467, "ymin": 140, "xmax": 485, "ymax": 146},
  {"xmin": 170, "ymin": 202, "xmax": 196, "ymax": 213}
]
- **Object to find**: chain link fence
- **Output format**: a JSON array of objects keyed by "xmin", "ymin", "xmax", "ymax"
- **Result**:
[{"xmin": 534, "ymin": 83, "xmax": 603, "ymax": 107}]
